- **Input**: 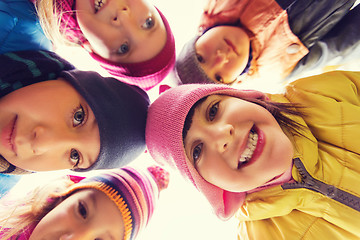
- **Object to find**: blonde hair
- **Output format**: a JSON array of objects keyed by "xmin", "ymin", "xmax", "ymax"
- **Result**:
[
  {"xmin": 0, "ymin": 177, "xmax": 74, "ymax": 239},
  {"xmin": 34, "ymin": 0, "xmax": 83, "ymax": 47}
]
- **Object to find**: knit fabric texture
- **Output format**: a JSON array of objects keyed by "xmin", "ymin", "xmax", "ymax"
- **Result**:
[
  {"xmin": 61, "ymin": 69, "xmax": 150, "ymax": 171},
  {"xmin": 0, "ymin": 50, "xmax": 150, "ymax": 173},
  {"xmin": 146, "ymin": 84, "xmax": 266, "ymax": 220},
  {"xmin": 89, "ymin": 8, "xmax": 176, "ymax": 91},
  {"xmin": 175, "ymin": 35, "xmax": 212, "ymax": 84},
  {"xmin": 65, "ymin": 166, "xmax": 169, "ymax": 240}
]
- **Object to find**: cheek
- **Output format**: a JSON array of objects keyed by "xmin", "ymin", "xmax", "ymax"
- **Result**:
[
  {"xmin": 223, "ymin": 64, "xmax": 243, "ymax": 81},
  {"xmin": 261, "ymin": 126, "xmax": 293, "ymax": 174},
  {"xmin": 36, "ymin": 203, "xmax": 72, "ymax": 231},
  {"xmin": 196, "ymin": 37, "xmax": 217, "ymax": 56},
  {"xmin": 198, "ymin": 155, "xmax": 230, "ymax": 187}
]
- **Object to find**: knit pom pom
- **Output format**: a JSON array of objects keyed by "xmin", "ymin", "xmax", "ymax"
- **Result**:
[{"xmin": 147, "ymin": 166, "xmax": 169, "ymax": 191}]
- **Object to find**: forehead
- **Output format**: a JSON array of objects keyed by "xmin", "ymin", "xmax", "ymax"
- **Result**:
[
  {"xmin": 0, "ymin": 78, "xmax": 80, "ymax": 103},
  {"xmin": 197, "ymin": 26, "xmax": 229, "ymax": 43},
  {"xmin": 70, "ymin": 188, "xmax": 125, "ymax": 238},
  {"xmin": 183, "ymin": 95, "xmax": 222, "ymax": 139},
  {"xmin": 93, "ymin": 7, "xmax": 167, "ymax": 64}
]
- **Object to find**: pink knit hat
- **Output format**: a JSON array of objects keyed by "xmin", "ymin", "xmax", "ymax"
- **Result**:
[
  {"xmin": 146, "ymin": 84, "xmax": 266, "ymax": 220},
  {"xmin": 55, "ymin": 0, "xmax": 176, "ymax": 91},
  {"xmin": 66, "ymin": 166, "xmax": 169, "ymax": 240}
]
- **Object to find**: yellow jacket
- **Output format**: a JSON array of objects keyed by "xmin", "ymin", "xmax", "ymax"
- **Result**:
[{"xmin": 236, "ymin": 71, "xmax": 360, "ymax": 239}]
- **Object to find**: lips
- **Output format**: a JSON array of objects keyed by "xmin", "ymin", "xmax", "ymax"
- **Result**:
[
  {"xmin": 1, "ymin": 115, "xmax": 17, "ymax": 154},
  {"xmin": 224, "ymin": 39, "xmax": 239, "ymax": 56},
  {"xmin": 237, "ymin": 125, "xmax": 264, "ymax": 169}
]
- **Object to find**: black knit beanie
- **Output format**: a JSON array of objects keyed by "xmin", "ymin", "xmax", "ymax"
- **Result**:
[{"xmin": 61, "ymin": 70, "xmax": 150, "ymax": 171}]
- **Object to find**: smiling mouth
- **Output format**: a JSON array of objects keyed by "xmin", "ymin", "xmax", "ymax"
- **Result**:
[
  {"xmin": 237, "ymin": 127, "xmax": 258, "ymax": 169},
  {"xmin": 224, "ymin": 39, "xmax": 239, "ymax": 56},
  {"xmin": 94, "ymin": 0, "xmax": 107, "ymax": 12}
]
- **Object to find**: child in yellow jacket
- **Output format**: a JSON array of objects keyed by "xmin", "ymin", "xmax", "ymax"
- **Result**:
[{"xmin": 146, "ymin": 71, "xmax": 360, "ymax": 239}]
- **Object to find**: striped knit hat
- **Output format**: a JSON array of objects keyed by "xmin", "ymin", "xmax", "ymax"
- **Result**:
[{"xmin": 66, "ymin": 166, "xmax": 169, "ymax": 240}]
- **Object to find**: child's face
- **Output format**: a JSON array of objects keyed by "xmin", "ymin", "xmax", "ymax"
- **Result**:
[
  {"xmin": 195, "ymin": 26, "xmax": 250, "ymax": 84},
  {"xmin": 0, "ymin": 79, "xmax": 100, "ymax": 171},
  {"xmin": 183, "ymin": 95, "xmax": 293, "ymax": 192},
  {"xmin": 29, "ymin": 188, "xmax": 124, "ymax": 240},
  {"xmin": 76, "ymin": 0, "xmax": 167, "ymax": 64}
]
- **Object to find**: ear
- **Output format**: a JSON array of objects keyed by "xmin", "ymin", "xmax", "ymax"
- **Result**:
[{"xmin": 81, "ymin": 40, "xmax": 93, "ymax": 53}]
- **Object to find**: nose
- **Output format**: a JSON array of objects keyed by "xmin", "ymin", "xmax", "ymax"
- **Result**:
[
  {"xmin": 59, "ymin": 233, "xmax": 72, "ymax": 240},
  {"xmin": 213, "ymin": 123, "xmax": 234, "ymax": 153},
  {"xmin": 111, "ymin": 5, "xmax": 130, "ymax": 26},
  {"xmin": 31, "ymin": 125, "xmax": 75, "ymax": 155},
  {"xmin": 59, "ymin": 233, "xmax": 86, "ymax": 240},
  {"xmin": 212, "ymin": 50, "xmax": 229, "ymax": 68}
]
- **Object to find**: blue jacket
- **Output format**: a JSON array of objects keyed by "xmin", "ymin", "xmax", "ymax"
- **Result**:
[{"xmin": 0, "ymin": 0, "xmax": 52, "ymax": 54}]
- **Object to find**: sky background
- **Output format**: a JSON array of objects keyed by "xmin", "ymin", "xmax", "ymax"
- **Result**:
[{"xmin": 11, "ymin": 0, "xmax": 360, "ymax": 239}]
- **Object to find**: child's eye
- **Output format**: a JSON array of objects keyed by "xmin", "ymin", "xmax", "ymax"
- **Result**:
[
  {"xmin": 70, "ymin": 149, "xmax": 81, "ymax": 168},
  {"xmin": 142, "ymin": 17, "xmax": 155, "ymax": 29},
  {"xmin": 196, "ymin": 54, "xmax": 205, "ymax": 63},
  {"xmin": 78, "ymin": 201, "xmax": 88, "ymax": 219},
  {"xmin": 192, "ymin": 143, "xmax": 203, "ymax": 164},
  {"xmin": 208, "ymin": 101, "xmax": 219, "ymax": 121},
  {"xmin": 215, "ymin": 74, "xmax": 223, "ymax": 83},
  {"xmin": 117, "ymin": 42, "xmax": 129, "ymax": 55},
  {"xmin": 73, "ymin": 105, "xmax": 85, "ymax": 127}
]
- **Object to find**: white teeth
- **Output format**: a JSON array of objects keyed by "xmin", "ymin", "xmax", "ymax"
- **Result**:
[
  {"xmin": 238, "ymin": 130, "xmax": 258, "ymax": 165},
  {"xmin": 94, "ymin": 0, "xmax": 107, "ymax": 12}
]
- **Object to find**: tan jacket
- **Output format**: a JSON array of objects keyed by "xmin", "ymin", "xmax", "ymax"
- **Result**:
[{"xmin": 200, "ymin": 0, "xmax": 309, "ymax": 84}]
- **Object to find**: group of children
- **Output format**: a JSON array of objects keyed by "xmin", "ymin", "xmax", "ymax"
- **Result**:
[{"xmin": 0, "ymin": 0, "xmax": 360, "ymax": 239}]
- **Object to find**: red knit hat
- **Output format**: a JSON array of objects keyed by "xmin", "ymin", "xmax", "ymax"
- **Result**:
[
  {"xmin": 89, "ymin": 8, "xmax": 175, "ymax": 91},
  {"xmin": 145, "ymin": 84, "xmax": 266, "ymax": 220},
  {"xmin": 56, "ymin": 1, "xmax": 175, "ymax": 91}
]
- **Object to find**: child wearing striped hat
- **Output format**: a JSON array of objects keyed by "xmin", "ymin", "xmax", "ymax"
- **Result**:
[{"xmin": 0, "ymin": 165, "xmax": 169, "ymax": 240}]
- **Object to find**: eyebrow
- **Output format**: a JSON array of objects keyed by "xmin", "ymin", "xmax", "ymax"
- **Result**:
[
  {"xmin": 91, "ymin": 191, "xmax": 97, "ymax": 208},
  {"xmin": 83, "ymin": 105, "xmax": 98, "ymax": 169},
  {"xmin": 90, "ymin": 193, "xmax": 111, "ymax": 240},
  {"xmin": 184, "ymin": 136, "xmax": 195, "ymax": 165},
  {"xmin": 183, "ymin": 107, "xmax": 204, "ymax": 165},
  {"xmin": 85, "ymin": 154, "xmax": 95, "ymax": 169}
]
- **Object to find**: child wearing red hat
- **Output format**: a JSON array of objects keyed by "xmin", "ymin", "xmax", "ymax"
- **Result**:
[
  {"xmin": 32, "ymin": 0, "xmax": 176, "ymax": 90},
  {"xmin": 0, "ymin": 165, "xmax": 169, "ymax": 240},
  {"xmin": 146, "ymin": 71, "xmax": 360, "ymax": 239}
]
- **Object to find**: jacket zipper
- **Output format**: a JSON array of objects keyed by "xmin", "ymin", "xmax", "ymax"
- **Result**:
[{"xmin": 282, "ymin": 158, "xmax": 360, "ymax": 212}]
